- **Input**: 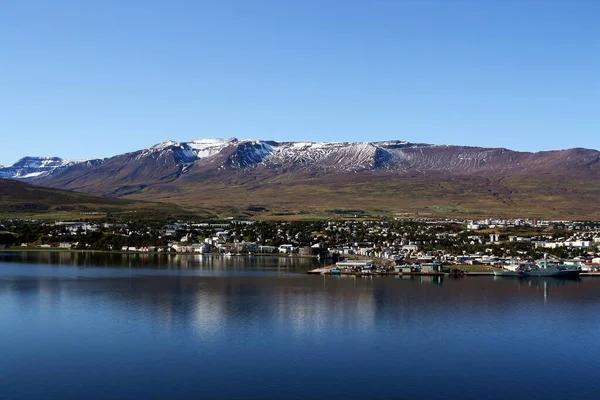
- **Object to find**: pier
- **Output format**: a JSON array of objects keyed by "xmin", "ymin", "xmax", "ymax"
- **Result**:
[{"xmin": 306, "ymin": 267, "xmax": 600, "ymax": 277}]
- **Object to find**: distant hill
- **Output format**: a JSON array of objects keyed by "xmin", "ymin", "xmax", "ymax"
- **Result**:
[
  {"xmin": 0, "ymin": 179, "xmax": 190, "ymax": 218},
  {"xmin": 5, "ymin": 138, "xmax": 600, "ymax": 219}
]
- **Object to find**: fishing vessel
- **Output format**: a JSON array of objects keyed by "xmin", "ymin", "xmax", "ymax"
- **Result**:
[
  {"xmin": 520, "ymin": 255, "xmax": 581, "ymax": 278},
  {"xmin": 521, "ymin": 264, "xmax": 580, "ymax": 277}
]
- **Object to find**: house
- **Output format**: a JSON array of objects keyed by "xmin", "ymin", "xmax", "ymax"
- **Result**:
[
  {"xmin": 420, "ymin": 263, "xmax": 443, "ymax": 273},
  {"xmin": 278, "ymin": 244, "xmax": 297, "ymax": 254},
  {"xmin": 216, "ymin": 231, "xmax": 230, "ymax": 242},
  {"xmin": 192, "ymin": 243, "xmax": 210, "ymax": 253},
  {"xmin": 164, "ymin": 224, "xmax": 184, "ymax": 237},
  {"xmin": 509, "ymin": 236, "xmax": 531, "ymax": 243},
  {"xmin": 336, "ymin": 260, "xmax": 375, "ymax": 271},
  {"xmin": 581, "ymin": 263, "xmax": 599, "ymax": 272},
  {"xmin": 395, "ymin": 265, "xmax": 413, "ymax": 274}
]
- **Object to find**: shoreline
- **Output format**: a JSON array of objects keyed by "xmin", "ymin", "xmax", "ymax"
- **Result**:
[
  {"xmin": 309, "ymin": 270, "xmax": 600, "ymax": 277},
  {"xmin": 0, "ymin": 247, "xmax": 323, "ymax": 259}
]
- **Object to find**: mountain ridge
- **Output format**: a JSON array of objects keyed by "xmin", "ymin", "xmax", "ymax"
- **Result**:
[
  {"xmin": 3, "ymin": 138, "xmax": 599, "ymax": 181},
  {"xmin": 3, "ymin": 138, "xmax": 600, "ymax": 219}
]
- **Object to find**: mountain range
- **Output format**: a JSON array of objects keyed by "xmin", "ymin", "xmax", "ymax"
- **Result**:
[{"xmin": 2, "ymin": 138, "xmax": 600, "ymax": 219}]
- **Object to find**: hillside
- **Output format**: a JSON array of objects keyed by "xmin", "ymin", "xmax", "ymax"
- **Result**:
[
  {"xmin": 0, "ymin": 179, "xmax": 193, "ymax": 219},
  {"xmin": 8, "ymin": 138, "xmax": 600, "ymax": 219}
]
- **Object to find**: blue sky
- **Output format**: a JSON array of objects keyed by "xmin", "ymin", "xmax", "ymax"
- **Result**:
[{"xmin": 1, "ymin": 0, "xmax": 599, "ymax": 164}]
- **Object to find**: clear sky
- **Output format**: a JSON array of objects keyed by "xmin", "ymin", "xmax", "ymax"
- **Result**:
[{"xmin": 1, "ymin": 0, "xmax": 599, "ymax": 164}]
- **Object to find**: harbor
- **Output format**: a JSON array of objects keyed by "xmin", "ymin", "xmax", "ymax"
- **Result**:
[
  {"xmin": 308, "ymin": 260, "xmax": 469, "ymax": 276},
  {"xmin": 308, "ymin": 259, "xmax": 600, "ymax": 277}
]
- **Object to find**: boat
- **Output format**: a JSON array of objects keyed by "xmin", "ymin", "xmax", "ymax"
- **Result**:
[
  {"xmin": 519, "ymin": 255, "xmax": 581, "ymax": 278},
  {"xmin": 521, "ymin": 264, "xmax": 580, "ymax": 278}
]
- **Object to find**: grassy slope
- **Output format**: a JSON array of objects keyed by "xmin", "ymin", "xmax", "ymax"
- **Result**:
[
  {"xmin": 124, "ymin": 173, "xmax": 600, "ymax": 220},
  {"xmin": 0, "ymin": 179, "xmax": 202, "ymax": 219},
  {"xmin": 9, "ymin": 171, "xmax": 600, "ymax": 221}
]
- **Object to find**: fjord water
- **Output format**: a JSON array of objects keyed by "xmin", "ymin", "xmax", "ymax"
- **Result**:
[{"xmin": 1, "ymin": 252, "xmax": 600, "ymax": 400}]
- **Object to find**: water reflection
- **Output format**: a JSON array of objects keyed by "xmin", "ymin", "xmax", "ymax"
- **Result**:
[
  {"xmin": 0, "ymin": 250, "xmax": 320, "ymax": 271},
  {"xmin": 3, "ymin": 258, "xmax": 600, "ymax": 400},
  {"xmin": 2, "ymin": 268, "xmax": 598, "ymax": 337}
]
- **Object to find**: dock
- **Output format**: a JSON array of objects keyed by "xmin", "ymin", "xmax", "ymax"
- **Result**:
[
  {"xmin": 307, "ymin": 266, "xmax": 462, "ymax": 276},
  {"xmin": 307, "ymin": 268, "xmax": 600, "ymax": 277}
]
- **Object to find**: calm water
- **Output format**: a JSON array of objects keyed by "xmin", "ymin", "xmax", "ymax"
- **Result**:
[{"xmin": 1, "ymin": 252, "xmax": 600, "ymax": 400}]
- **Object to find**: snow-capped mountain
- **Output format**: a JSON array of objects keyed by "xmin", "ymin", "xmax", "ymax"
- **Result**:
[
  {"xmin": 0, "ymin": 157, "xmax": 104, "ymax": 180},
  {"xmin": 7, "ymin": 139, "xmax": 600, "ymax": 186},
  {"xmin": 13, "ymin": 138, "xmax": 600, "ymax": 188},
  {"xmin": 94, "ymin": 137, "xmax": 599, "ymax": 176},
  {"xmin": 5, "ymin": 138, "xmax": 600, "ymax": 219},
  {"xmin": 121, "ymin": 138, "xmax": 416, "ymax": 172}
]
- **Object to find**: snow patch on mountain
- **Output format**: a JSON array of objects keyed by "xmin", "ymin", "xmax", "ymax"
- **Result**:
[
  {"xmin": 149, "ymin": 140, "xmax": 179, "ymax": 151},
  {"xmin": 139, "ymin": 138, "xmax": 408, "ymax": 171},
  {"xmin": 188, "ymin": 138, "xmax": 235, "ymax": 159},
  {"xmin": 136, "ymin": 141, "xmax": 196, "ymax": 163},
  {"xmin": 18, "ymin": 171, "xmax": 47, "ymax": 179},
  {"xmin": 224, "ymin": 140, "xmax": 275, "ymax": 168},
  {"xmin": 0, "ymin": 157, "xmax": 101, "ymax": 180}
]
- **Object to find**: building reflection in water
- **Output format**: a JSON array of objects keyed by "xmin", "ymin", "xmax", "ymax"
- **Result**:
[{"xmin": 1, "ymin": 253, "xmax": 598, "ymax": 344}]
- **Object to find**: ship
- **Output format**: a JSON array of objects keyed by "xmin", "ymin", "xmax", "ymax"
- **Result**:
[
  {"xmin": 519, "ymin": 255, "xmax": 581, "ymax": 278},
  {"xmin": 520, "ymin": 264, "xmax": 581, "ymax": 278}
]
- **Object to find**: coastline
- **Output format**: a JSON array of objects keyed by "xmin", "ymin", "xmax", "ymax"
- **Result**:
[{"xmin": 0, "ymin": 247, "xmax": 321, "ymax": 259}]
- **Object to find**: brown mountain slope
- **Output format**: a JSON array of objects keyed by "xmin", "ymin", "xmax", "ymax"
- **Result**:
[
  {"xmin": 122, "ymin": 171, "xmax": 600, "ymax": 220},
  {"xmin": 0, "ymin": 179, "xmax": 190, "ymax": 218}
]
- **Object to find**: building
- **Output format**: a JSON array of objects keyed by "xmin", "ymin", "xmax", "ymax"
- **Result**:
[
  {"xmin": 336, "ymin": 260, "xmax": 374, "ymax": 271},
  {"xmin": 278, "ymin": 244, "xmax": 297, "ymax": 254}
]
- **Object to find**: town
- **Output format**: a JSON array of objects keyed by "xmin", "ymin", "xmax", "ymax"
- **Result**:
[{"xmin": 2, "ymin": 216, "xmax": 600, "ymax": 273}]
